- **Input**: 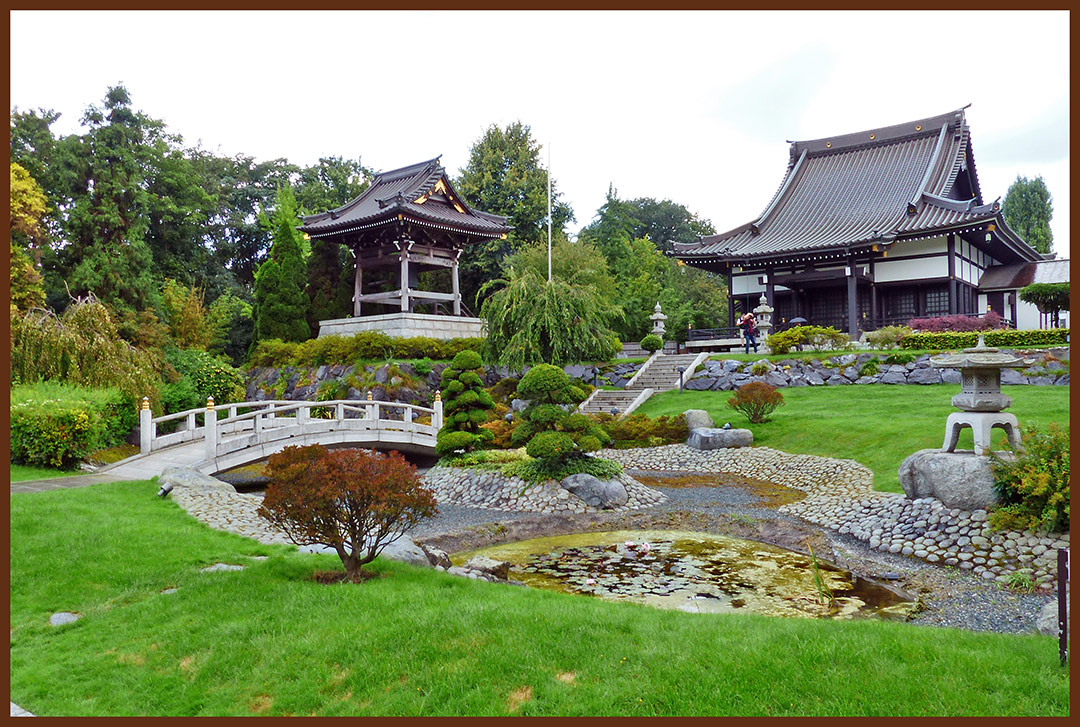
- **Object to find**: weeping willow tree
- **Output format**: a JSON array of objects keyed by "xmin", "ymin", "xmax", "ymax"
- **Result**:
[
  {"xmin": 10, "ymin": 294, "xmax": 167, "ymax": 407},
  {"xmin": 479, "ymin": 266, "xmax": 622, "ymax": 369}
]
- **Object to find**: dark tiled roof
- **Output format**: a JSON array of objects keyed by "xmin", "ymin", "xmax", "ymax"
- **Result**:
[
  {"xmin": 673, "ymin": 108, "xmax": 1040, "ymax": 262},
  {"xmin": 979, "ymin": 258, "xmax": 1070, "ymax": 290},
  {"xmin": 300, "ymin": 157, "xmax": 511, "ymax": 238}
]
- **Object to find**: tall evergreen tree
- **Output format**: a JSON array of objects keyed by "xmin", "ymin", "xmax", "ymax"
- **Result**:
[
  {"xmin": 252, "ymin": 183, "xmax": 310, "ymax": 344},
  {"xmin": 56, "ymin": 86, "xmax": 157, "ymax": 320},
  {"xmin": 1003, "ymin": 175, "xmax": 1054, "ymax": 255}
]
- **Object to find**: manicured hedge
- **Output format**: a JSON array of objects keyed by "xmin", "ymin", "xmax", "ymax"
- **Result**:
[
  {"xmin": 10, "ymin": 383, "xmax": 136, "ymax": 469},
  {"xmin": 899, "ymin": 328, "xmax": 1069, "ymax": 350},
  {"xmin": 248, "ymin": 333, "xmax": 485, "ymax": 368}
]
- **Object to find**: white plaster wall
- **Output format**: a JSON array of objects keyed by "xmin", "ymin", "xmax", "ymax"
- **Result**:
[
  {"xmin": 874, "ymin": 255, "xmax": 949, "ymax": 283},
  {"xmin": 892, "ymin": 236, "xmax": 947, "ymax": 257},
  {"xmin": 318, "ymin": 313, "xmax": 486, "ymax": 339}
]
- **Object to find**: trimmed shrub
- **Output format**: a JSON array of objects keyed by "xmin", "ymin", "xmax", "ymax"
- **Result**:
[
  {"xmin": 728, "ymin": 381, "xmax": 784, "ymax": 423},
  {"xmin": 10, "ymin": 383, "xmax": 135, "ymax": 469},
  {"xmin": 246, "ymin": 332, "xmax": 484, "ymax": 368},
  {"xmin": 436, "ymin": 350, "xmax": 496, "ymax": 456},
  {"xmin": 899, "ymin": 328, "xmax": 1069, "ymax": 350},
  {"xmin": 257, "ymin": 445, "xmax": 437, "ymax": 581},
  {"xmin": 640, "ymin": 334, "xmax": 663, "ymax": 353},
  {"xmin": 766, "ymin": 326, "xmax": 851, "ymax": 355},
  {"xmin": 513, "ymin": 364, "xmax": 609, "ymax": 461},
  {"xmin": 908, "ymin": 311, "xmax": 1006, "ymax": 333},
  {"xmin": 989, "ymin": 424, "xmax": 1069, "ymax": 534},
  {"xmin": 864, "ymin": 325, "xmax": 911, "ymax": 349},
  {"xmin": 501, "ymin": 454, "xmax": 623, "ymax": 484}
]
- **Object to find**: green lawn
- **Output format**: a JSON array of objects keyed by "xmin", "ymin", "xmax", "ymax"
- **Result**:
[
  {"xmin": 704, "ymin": 346, "xmax": 1065, "ymax": 363},
  {"xmin": 636, "ymin": 384, "xmax": 1070, "ymax": 493},
  {"xmin": 10, "ymin": 482, "xmax": 1069, "ymax": 716},
  {"xmin": 9, "ymin": 464, "xmax": 84, "ymax": 483}
]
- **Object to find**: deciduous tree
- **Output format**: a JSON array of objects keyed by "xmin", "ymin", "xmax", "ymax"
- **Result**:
[{"xmin": 1003, "ymin": 175, "xmax": 1054, "ymax": 255}]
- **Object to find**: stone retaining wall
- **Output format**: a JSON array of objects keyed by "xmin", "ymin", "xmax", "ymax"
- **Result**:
[{"xmin": 600, "ymin": 444, "xmax": 1068, "ymax": 591}]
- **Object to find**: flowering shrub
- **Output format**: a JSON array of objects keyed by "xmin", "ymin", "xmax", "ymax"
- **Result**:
[
  {"xmin": 989, "ymin": 424, "xmax": 1070, "ymax": 534},
  {"xmin": 257, "ymin": 445, "xmax": 437, "ymax": 581},
  {"xmin": 908, "ymin": 311, "xmax": 1005, "ymax": 332},
  {"xmin": 728, "ymin": 381, "xmax": 784, "ymax": 424}
]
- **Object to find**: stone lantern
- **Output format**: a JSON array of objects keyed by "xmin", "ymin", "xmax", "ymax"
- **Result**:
[
  {"xmin": 930, "ymin": 335, "xmax": 1028, "ymax": 456},
  {"xmin": 650, "ymin": 302, "xmax": 668, "ymax": 337},
  {"xmin": 753, "ymin": 293, "xmax": 774, "ymax": 339}
]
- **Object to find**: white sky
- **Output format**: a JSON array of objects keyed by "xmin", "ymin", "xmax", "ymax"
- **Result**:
[{"xmin": 10, "ymin": 10, "xmax": 1070, "ymax": 257}]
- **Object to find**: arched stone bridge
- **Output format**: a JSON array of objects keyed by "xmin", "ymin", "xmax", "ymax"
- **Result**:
[{"xmin": 99, "ymin": 397, "xmax": 442, "ymax": 481}]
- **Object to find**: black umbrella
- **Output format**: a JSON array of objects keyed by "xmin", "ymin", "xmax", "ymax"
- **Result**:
[{"xmin": 788, "ymin": 317, "xmax": 808, "ymax": 325}]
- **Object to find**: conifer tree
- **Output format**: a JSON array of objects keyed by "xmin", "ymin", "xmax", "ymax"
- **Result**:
[{"xmin": 252, "ymin": 184, "xmax": 310, "ymax": 343}]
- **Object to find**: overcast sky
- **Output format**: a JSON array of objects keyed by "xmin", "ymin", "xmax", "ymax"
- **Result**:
[{"xmin": 11, "ymin": 10, "xmax": 1070, "ymax": 257}]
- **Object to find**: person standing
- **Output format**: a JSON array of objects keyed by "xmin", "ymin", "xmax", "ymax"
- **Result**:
[{"xmin": 738, "ymin": 313, "xmax": 758, "ymax": 355}]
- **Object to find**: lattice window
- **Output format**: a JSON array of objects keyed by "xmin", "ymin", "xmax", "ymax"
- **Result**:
[{"xmin": 925, "ymin": 286, "xmax": 949, "ymax": 316}]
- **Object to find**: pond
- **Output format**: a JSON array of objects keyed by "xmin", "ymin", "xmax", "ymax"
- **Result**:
[{"xmin": 454, "ymin": 530, "xmax": 916, "ymax": 621}]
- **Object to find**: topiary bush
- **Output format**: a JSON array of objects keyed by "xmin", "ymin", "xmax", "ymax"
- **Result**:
[
  {"xmin": 257, "ymin": 445, "xmax": 437, "ymax": 581},
  {"xmin": 640, "ymin": 334, "xmax": 663, "ymax": 353},
  {"xmin": 728, "ymin": 381, "xmax": 784, "ymax": 424},
  {"xmin": 899, "ymin": 328, "xmax": 1069, "ymax": 350},
  {"xmin": 989, "ymin": 423, "xmax": 1070, "ymax": 534},
  {"xmin": 435, "ymin": 350, "xmax": 496, "ymax": 456},
  {"xmin": 509, "ymin": 364, "xmax": 612, "ymax": 475}
]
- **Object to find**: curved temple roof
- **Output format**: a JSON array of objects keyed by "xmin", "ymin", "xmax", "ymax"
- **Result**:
[
  {"xmin": 674, "ymin": 108, "xmax": 1039, "ymax": 263},
  {"xmin": 300, "ymin": 157, "xmax": 511, "ymax": 240}
]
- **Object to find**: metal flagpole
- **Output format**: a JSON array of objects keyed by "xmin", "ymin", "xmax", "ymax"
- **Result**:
[{"xmin": 547, "ymin": 142, "xmax": 552, "ymax": 282}]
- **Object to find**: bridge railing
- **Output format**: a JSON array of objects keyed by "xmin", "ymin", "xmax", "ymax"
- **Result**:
[{"xmin": 138, "ymin": 394, "xmax": 443, "ymax": 459}]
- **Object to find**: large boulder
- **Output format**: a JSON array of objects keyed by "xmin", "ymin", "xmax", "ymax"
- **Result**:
[
  {"xmin": 379, "ymin": 535, "xmax": 431, "ymax": 568},
  {"xmin": 683, "ymin": 409, "xmax": 715, "ymax": 430},
  {"xmin": 907, "ymin": 367, "xmax": 942, "ymax": 385},
  {"xmin": 898, "ymin": 449, "xmax": 1001, "ymax": 511},
  {"xmin": 1036, "ymin": 595, "xmax": 1070, "ymax": 637},
  {"xmin": 158, "ymin": 467, "xmax": 236, "ymax": 493},
  {"xmin": 686, "ymin": 427, "xmax": 753, "ymax": 450},
  {"xmin": 463, "ymin": 554, "xmax": 511, "ymax": 580},
  {"xmin": 560, "ymin": 473, "xmax": 629, "ymax": 509}
]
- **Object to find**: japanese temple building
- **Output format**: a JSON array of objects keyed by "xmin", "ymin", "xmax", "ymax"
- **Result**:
[
  {"xmin": 299, "ymin": 157, "xmax": 511, "ymax": 339},
  {"xmin": 673, "ymin": 108, "xmax": 1048, "ymax": 335}
]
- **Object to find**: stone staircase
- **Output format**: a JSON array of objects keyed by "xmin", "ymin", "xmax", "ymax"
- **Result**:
[{"xmin": 579, "ymin": 352, "xmax": 707, "ymax": 416}]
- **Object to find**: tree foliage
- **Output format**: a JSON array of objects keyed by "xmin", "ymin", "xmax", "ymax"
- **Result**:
[
  {"xmin": 436, "ymin": 350, "xmax": 496, "ymax": 455},
  {"xmin": 480, "ymin": 266, "xmax": 622, "ymax": 369},
  {"xmin": 1003, "ymin": 175, "xmax": 1054, "ymax": 255},
  {"xmin": 510, "ymin": 364, "xmax": 609, "ymax": 461},
  {"xmin": 252, "ymin": 183, "xmax": 310, "ymax": 344},
  {"xmin": 455, "ymin": 121, "xmax": 574, "ymax": 307},
  {"xmin": 10, "ymin": 163, "xmax": 48, "ymax": 311},
  {"xmin": 258, "ymin": 445, "xmax": 438, "ymax": 581},
  {"xmin": 1018, "ymin": 282, "xmax": 1069, "ymax": 320}
]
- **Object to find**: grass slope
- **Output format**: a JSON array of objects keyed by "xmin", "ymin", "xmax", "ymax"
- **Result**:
[
  {"xmin": 635, "ymin": 385, "xmax": 1069, "ymax": 493},
  {"xmin": 10, "ymin": 482, "xmax": 1068, "ymax": 716}
]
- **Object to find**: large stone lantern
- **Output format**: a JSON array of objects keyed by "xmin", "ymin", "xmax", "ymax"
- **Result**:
[
  {"xmin": 650, "ymin": 302, "xmax": 668, "ymax": 337},
  {"xmin": 930, "ymin": 336, "xmax": 1027, "ymax": 456},
  {"xmin": 753, "ymin": 293, "xmax": 774, "ymax": 339}
]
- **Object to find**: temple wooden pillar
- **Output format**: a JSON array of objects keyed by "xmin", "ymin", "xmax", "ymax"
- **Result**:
[
  {"xmin": 846, "ymin": 254, "xmax": 858, "ymax": 336},
  {"xmin": 353, "ymin": 250, "xmax": 362, "ymax": 316},
  {"xmin": 399, "ymin": 241, "xmax": 412, "ymax": 312},
  {"xmin": 451, "ymin": 253, "xmax": 461, "ymax": 316},
  {"xmin": 869, "ymin": 256, "xmax": 878, "ymax": 326},
  {"xmin": 947, "ymin": 233, "xmax": 957, "ymax": 314}
]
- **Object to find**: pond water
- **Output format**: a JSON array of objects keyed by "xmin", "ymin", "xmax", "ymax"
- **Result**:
[{"xmin": 454, "ymin": 530, "xmax": 915, "ymax": 621}]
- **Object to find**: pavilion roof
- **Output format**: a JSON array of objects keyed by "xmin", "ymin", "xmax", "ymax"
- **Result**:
[
  {"xmin": 673, "ymin": 108, "xmax": 1041, "ymax": 264},
  {"xmin": 300, "ymin": 157, "xmax": 511, "ymax": 240}
]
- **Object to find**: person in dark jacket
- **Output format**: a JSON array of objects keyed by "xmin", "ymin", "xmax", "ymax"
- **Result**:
[{"xmin": 738, "ymin": 313, "xmax": 758, "ymax": 354}]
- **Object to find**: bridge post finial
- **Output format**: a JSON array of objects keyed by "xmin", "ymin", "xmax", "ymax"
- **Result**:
[
  {"xmin": 205, "ymin": 397, "xmax": 218, "ymax": 461},
  {"xmin": 433, "ymin": 390, "xmax": 443, "ymax": 430},
  {"xmin": 366, "ymin": 391, "xmax": 373, "ymax": 401},
  {"xmin": 139, "ymin": 397, "xmax": 152, "ymax": 454}
]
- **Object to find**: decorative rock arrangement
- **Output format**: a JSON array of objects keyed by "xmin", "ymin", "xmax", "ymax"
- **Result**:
[
  {"xmin": 898, "ymin": 449, "xmax": 1001, "ymax": 511},
  {"xmin": 686, "ymin": 428, "xmax": 754, "ymax": 450},
  {"xmin": 684, "ymin": 348, "xmax": 1069, "ymax": 391},
  {"xmin": 421, "ymin": 467, "xmax": 666, "ymax": 513},
  {"xmin": 600, "ymin": 444, "xmax": 1067, "ymax": 591}
]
